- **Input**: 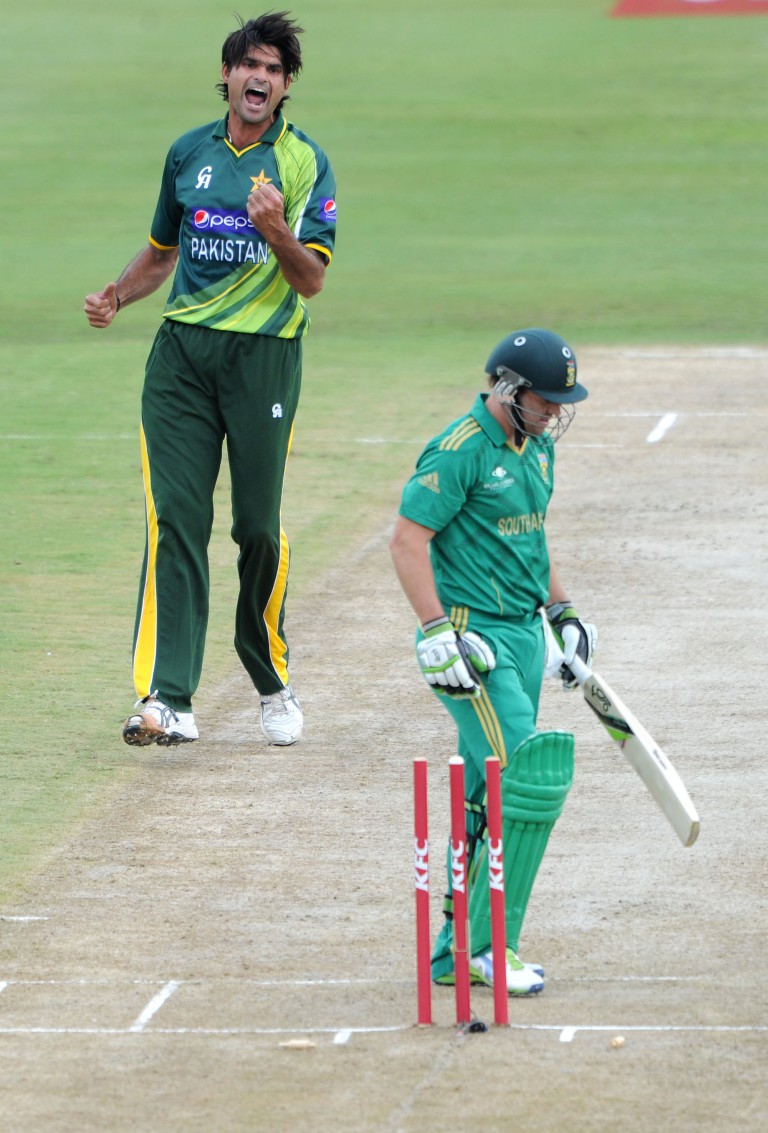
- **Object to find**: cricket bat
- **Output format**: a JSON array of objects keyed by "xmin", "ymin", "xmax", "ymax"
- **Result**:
[{"xmin": 567, "ymin": 656, "xmax": 700, "ymax": 847}]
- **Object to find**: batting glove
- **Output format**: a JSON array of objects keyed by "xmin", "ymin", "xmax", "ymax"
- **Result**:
[
  {"xmin": 546, "ymin": 601, "xmax": 598, "ymax": 690},
  {"xmin": 416, "ymin": 617, "xmax": 496, "ymax": 699}
]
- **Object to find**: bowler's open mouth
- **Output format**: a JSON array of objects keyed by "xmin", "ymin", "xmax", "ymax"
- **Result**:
[{"xmin": 245, "ymin": 86, "xmax": 268, "ymax": 107}]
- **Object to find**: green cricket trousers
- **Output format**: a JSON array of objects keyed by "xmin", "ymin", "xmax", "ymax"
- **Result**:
[
  {"xmin": 132, "ymin": 319, "xmax": 302, "ymax": 711},
  {"xmin": 426, "ymin": 610, "xmax": 574, "ymax": 979}
]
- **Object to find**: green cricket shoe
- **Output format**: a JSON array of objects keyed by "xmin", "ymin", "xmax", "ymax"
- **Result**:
[{"xmin": 434, "ymin": 948, "xmax": 545, "ymax": 996}]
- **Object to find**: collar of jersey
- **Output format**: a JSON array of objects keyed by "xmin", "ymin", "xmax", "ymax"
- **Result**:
[
  {"xmin": 214, "ymin": 112, "xmax": 288, "ymax": 156},
  {"xmin": 473, "ymin": 393, "xmax": 517, "ymax": 448}
]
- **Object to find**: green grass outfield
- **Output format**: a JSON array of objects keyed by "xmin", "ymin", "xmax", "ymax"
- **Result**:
[{"xmin": 1, "ymin": 0, "xmax": 765, "ymax": 895}]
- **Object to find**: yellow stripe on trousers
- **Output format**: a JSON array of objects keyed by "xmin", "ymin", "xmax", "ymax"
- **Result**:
[
  {"xmin": 133, "ymin": 423, "xmax": 160, "ymax": 698},
  {"xmin": 471, "ymin": 687, "xmax": 508, "ymax": 769},
  {"xmin": 449, "ymin": 605, "xmax": 508, "ymax": 767},
  {"xmin": 261, "ymin": 425, "xmax": 295, "ymax": 686}
]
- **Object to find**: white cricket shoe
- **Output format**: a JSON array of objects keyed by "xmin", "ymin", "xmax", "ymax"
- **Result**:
[
  {"xmin": 122, "ymin": 696, "xmax": 198, "ymax": 747},
  {"xmin": 260, "ymin": 685, "xmax": 303, "ymax": 745},
  {"xmin": 470, "ymin": 947, "xmax": 545, "ymax": 996}
]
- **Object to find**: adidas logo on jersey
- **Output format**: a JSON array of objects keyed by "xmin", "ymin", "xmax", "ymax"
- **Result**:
[{"xmin": 418, "ymin": 472, "xmax": 440, "ymax": 494}]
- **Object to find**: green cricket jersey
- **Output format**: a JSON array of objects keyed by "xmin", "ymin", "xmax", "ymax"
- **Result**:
[
  {"xmin": 149, "ymin": 113, "xmax": 336, "ymax": 336},
  {"xmin": 399, "ymin": 394, "xmax": 555, "ymax": 618}
]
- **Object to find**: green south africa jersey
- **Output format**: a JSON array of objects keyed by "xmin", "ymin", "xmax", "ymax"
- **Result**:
[
  {"xmin": 149, "ymin": 113, "xmax": 336, "ymax": 337},
  {"xmin": 399, "ymin": 394, "xmax": 556, "ymax": 618}
]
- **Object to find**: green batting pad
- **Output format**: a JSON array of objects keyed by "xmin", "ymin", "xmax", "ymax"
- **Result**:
[
  {"xmin": 468, "ymin": 730, "xmax": 574, "ymax": 956},
  {"xmin": 501, "ymin": 730, "xmax": 575, "ymax": 823}
]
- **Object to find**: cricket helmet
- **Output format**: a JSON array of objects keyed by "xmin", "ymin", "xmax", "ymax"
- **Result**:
[{"xmin": 485, "ymin": 328, "xmax": 588, "ymax": 404}]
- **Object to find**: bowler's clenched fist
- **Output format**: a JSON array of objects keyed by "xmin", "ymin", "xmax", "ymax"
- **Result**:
[
  {"xmin": 84, "ymin": 282, "xmax": 119, "ymax": 328},
  {"xmin": 246, "ymin": 183, "xmax": 287, "ymax": 240}
]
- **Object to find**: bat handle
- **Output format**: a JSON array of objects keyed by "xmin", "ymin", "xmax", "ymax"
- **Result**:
[{"xmin": 565, "ymin": 655, "xmax": 590, "ymax": 686}]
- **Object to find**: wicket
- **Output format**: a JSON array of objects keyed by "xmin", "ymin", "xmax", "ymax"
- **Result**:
[
  {"xmin": 413, "ymin": 758, "xmax": 432, "ymax": 1026},
  {"xmin": 413, "ymin": 755, "xmax": 508, "ymax": 1028}
]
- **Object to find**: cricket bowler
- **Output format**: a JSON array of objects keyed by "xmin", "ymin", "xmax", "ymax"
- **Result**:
[{"xmin": 84, "ymin": 13, "xmax": 336, "ymax": 748}]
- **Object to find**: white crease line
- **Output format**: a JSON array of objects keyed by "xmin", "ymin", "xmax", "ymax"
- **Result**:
[
  {"xmin": 356, "ymin": 437, "xmax": 418, "ymax": 445},
  {"xmin": 228, "ymin": 977, "xmax": 423, "ymax": 987},
  {"xmin": 0, "ymin": 432, "xmax": 135, "ymax": 441},
  {"xmin": 0, "ymin": 916, "xmax": 49, "ymax": 922},
  {"xmin": 0, "ymin": 978, "xmax": 166, "ymax": 986},
  {"xmin": 576, "ymin": 410, "xmax": 747, "ymax": 419},
  {"xmin": 560, "ymin": 1027, "xmax": 576, "ymax": 1043},
  {"xmin": 2, "ymin": 409, "xmax": 752, "ymax": 448},
  {"xmin": 647, "ymin": 412, "xmax": 678, "ymax": 444},
  {"xmin": 0, "ymin": 982, "xmax": 8, "ymax": 995},
  {"xmin": 233, "ymin": 978, "xmax": 411, "ymax": 987},
  {"xmin": 0, "ymin": 1024, "xmax": 408, "ymax": 1036},
  {"xmin": 0, "ymin": 1023, "xmax": 765, "ymax": 1037},
  {"xmin": 250, "ymin": 974, "xmax": 703, "ymax": 985},
  {"xmin": 0, "ymin": 975, "xmax": 704, "ymax": 987},
  {"xmin": 333, "ymin": 1029, "xmax": 352, "ymax": 1045},
  {"xmin": 0, "ymin": 434, "xmax": 135, "ymax": 442},
  {"xmin": 510, "ymin": 1024, "xmax": 768, "ymax": 1035},
  {"xmin": 567, "ymin": 976, "xmax": 701, "ymax": 983},
  {"xmin": 129, "ymin": 980, "xmax": 182, "ymax": 1033},
  {"xmin": 0, "ymin": 976, "xmax": 409, "ymax": 989},
  {"xmin": 620, "ymin": 348, "xmax": 768, "ymax": 359}
]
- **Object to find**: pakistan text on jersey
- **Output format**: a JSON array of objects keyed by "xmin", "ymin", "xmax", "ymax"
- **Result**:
[
  {"xmin": 497, "ymin": 512, "xmax": 545, "ymax": 537},
  {"xmin": 190, "ymin": 237, "xmax": 269, "ymax": 264}
]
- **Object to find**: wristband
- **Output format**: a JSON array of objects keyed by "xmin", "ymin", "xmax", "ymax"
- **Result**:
[
  {"xmin": 115, "ymin": 293, "xmax": 122, "ymax": 312},
  {"xmin": 546, "ymin": 601, "xmax": 576, "ymax": 622},
  {"xmin": 421, "ymin": 615, "xmax": 451, "ymax": 636}
]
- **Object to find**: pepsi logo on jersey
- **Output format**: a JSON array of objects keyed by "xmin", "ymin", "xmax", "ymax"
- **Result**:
[{"xmin": 192, "ymin": 208, "xmax": 256, "ymax": 234}]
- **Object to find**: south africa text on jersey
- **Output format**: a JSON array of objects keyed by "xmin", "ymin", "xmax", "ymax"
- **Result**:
[{"xmin": 497, "ymin": 511, "xmax": 545, "ymax": 536}]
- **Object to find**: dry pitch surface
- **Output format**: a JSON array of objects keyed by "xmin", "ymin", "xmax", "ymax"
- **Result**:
[{"xmin": 0, "ymin": 348, "xmax": 765, "ymax": 1132}]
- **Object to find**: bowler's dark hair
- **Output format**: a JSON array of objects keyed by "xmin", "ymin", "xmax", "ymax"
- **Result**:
[{"xmin": 216, "ymin": 11, "xmax": 304, "ymax": 107}]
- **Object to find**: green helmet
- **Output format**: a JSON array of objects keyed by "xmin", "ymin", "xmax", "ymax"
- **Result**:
[{"xmin": 485, "ymin": 328, "xmax": 588, "ymax": 404}]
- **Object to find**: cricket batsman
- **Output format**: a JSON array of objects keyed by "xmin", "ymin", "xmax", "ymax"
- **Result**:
[{"xmin": 390, "ymin": 328, "xmax": 597, "ymax": 994}]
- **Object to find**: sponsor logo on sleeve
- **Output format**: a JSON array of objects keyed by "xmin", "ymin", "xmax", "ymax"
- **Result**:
[{"xmin": 319, "ymin": 197, "xmax": 337, "ymax": 223}]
